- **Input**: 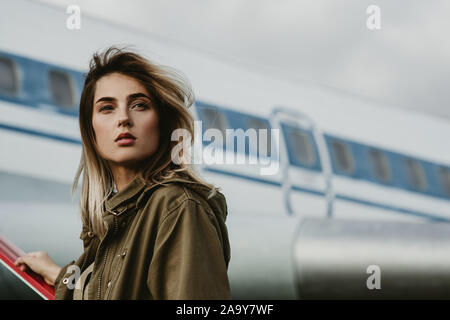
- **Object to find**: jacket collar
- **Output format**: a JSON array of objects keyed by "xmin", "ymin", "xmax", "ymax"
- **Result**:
[
  {"xmin": 104, "ymin": 175, "xmax": 148, "ymax": 216},
  {"xmin": 103, "ymin": 175, "xmax": 194, "ymax": 217}
]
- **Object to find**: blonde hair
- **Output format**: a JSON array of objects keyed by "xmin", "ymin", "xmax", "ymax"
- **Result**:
[{"xmin": 72, "ymin": 46, "xmax": 216, "ymax": 238}]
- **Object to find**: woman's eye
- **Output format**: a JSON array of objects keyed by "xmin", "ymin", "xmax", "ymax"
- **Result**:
[
  {"xmin": 99, "ymin": 105, "xmax": 113, "ymax": 112},
  {"xmin": 132, "ymin": 102, "xmax": 148, "ymax": 109}
]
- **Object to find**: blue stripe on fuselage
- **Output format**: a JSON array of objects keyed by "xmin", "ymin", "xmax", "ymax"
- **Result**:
[{"xmin": 0, "ymin": 120, "xmax": 448, "ymax": 222}]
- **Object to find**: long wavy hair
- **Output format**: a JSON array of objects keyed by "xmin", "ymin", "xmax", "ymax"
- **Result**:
[{"xmin": 72, "ymin": 46, "xmax": 216, "ymax": 238}]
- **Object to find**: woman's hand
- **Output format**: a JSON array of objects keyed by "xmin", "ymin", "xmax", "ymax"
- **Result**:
[{"xmin": 14, "ymin": 251, "xmax": 62, "ymax": 286}]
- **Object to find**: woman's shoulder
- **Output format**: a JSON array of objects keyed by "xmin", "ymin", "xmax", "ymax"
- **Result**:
[
  {"xmin": 150, "ymin": 181, "xmax": 192, "ymax": 208},
  {"xmin": 140, "ymin": 179, "xmax": 227, "ymax": 224},
  {"xmin": 148, "ymin": 181, "xmax": 211, "ymax": 209}
]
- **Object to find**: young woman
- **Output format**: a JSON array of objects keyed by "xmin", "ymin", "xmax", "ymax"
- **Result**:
[{"xmin": 14, "ymin": 47, "xmax": 231, "ymax": 300}]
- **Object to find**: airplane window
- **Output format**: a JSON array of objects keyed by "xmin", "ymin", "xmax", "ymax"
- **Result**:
[
  {"xmin": 246, "ymin": 117, "xmax": 272, "ymax": 157},
  {"xmin": 199, "ymin": 107, "xmax": 228, "ymax": 143},
  {"xmin": 369, "ymin": 149, "xmax": 391, "ymax": 183},
  {"xmin": 0, "ymin": 56, "xmax": 18, "ymax": 95},
  {"xmin": 287, "ymin": 128, "xmax": 316, "ymax": 166},
  {"xmin": 404, "ymin": 158, "xmax": 427, "ymax": 191},
  {"xmin": 48, "ymin": 70, "xmax": 76, "ymax": 109},
  {"xmin": 439, "ymin": 167, "xmax": 450, "ymax": 196},
  {"xmin": 331, "ymin": 140, "xmax": 354, "ymax": 174}
]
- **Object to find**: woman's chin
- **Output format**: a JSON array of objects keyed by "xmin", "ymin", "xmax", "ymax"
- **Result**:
[{"xmin": 108, "ymin": 156, "xmax": 144, "ymax": 168}]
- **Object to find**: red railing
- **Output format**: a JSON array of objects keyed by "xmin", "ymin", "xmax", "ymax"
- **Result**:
[{"xmin": 0, "ymin": 235, "xmax": 55, "ymax": 300}]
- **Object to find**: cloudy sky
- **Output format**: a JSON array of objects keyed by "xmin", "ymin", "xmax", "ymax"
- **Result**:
[{"xmin": 38, "ymin": 0, "xmax": 450, "ymax": 121}]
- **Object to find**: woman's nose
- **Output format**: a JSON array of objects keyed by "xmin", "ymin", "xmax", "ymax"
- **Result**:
[{"xmin": 117, "ymin": 107, "xmax": 132, "ymax": 127}]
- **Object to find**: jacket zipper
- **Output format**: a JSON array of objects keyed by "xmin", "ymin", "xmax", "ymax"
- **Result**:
[
  {"xmin": 97, "ymin": 215, "xmax": 119, "ymax": 300},
  {"xmin": 97, "ymin": 246, "xmax": 109, "ymax": 300}
]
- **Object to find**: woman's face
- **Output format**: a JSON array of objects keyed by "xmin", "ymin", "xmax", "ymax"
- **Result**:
[{"xmin": 92, "ymin": 72, "xmax": 160, "ymax": 168}]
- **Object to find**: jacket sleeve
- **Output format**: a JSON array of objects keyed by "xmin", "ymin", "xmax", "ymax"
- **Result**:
[{"xmin": 147, "ymin": 198, "xmax": 231, "ymax": 300}]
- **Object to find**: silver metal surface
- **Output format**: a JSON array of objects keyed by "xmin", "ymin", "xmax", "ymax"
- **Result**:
[{"xmin": 294, "ymin": 218, "xmax": 450, "ymax": 299}]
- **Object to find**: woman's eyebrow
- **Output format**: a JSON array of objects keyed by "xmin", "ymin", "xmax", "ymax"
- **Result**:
[
  {"xmin": 95, "ymin": 97, "xmax": 116, "ymax": 104},
  {"xmin": 127, "ymin": 93, "xmax": 151, "ymax": 103},
  {"xmin": 94, "ymin": 93, "xmax": 150, "ymax": 105}
]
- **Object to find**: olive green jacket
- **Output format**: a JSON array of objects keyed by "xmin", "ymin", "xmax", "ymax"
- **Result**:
[{"xmin": 54, "ymin": 175, "xmax": 231, "ymax": 300}]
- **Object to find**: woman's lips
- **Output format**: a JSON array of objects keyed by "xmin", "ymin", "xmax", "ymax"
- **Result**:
[{"xmin": 116, "ymin": 138, "xmax": 136, "ymax": 146}]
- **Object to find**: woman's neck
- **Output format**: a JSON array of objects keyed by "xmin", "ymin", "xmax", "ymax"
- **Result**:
[{"xmin": 109, "ymin": 163, "xmax": 140, "ymax": 192}]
